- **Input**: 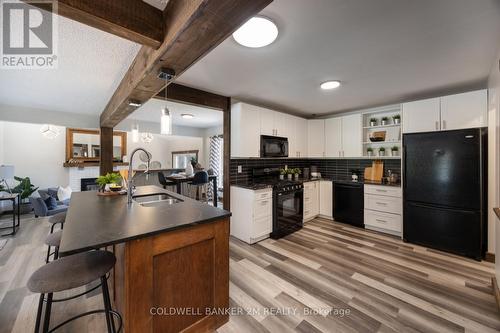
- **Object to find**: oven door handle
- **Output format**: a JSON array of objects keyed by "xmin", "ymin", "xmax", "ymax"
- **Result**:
[{"xmin": 277, "ymin": 189, "xmax": 304, "ymax": 196}]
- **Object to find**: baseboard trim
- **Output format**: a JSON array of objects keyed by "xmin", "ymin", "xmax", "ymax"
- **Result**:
[
  {"xmin": 485, "ymin": 252, "xmax": 495, "ymax": 263},
  {"xmin": 493, "ymin": 277, "xmax": 500, "ymax": 313}
]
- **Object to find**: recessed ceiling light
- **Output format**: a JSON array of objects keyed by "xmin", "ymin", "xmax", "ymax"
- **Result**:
[
  {"xmin": 181, "ymin": 113, "xmax": 194, "ymax": 119},
  {"xmin": 233, "ymin": 16, "xmax": 278, "ymax": 48},
  {"xmin": 320, "ymin": 81, "xmax": 341, "ymax": 90}
]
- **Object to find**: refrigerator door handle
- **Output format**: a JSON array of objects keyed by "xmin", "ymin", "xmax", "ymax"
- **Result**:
[{"xmin": 410, "ymin": 202, "xmax": 477, "ymax": 214}]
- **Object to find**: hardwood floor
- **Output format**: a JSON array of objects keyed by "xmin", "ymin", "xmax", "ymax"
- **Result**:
[{"xmin": 0, "ymin": 214, "xmax": 498, "ymax": 332}]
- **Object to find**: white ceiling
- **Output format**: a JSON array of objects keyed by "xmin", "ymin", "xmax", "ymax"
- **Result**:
[
  {"xmin": 0, "ymin": 15, "xmax": 140, "ymax": 115},
  {"xmin": 128, "ymin": 99, "xmax": 223, "ymax": 128},
  {"xmin": 177, "ymin": 0, "xmax": 500, "ymax": 116}
]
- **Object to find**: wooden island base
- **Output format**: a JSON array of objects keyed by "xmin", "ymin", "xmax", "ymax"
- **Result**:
[{"xmin": 113, "ymin": 218, "xmax": 230, "ymax": 333}]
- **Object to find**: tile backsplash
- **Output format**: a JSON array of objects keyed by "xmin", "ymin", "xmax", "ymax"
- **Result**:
[{"xmin": 230, "ymin": 158, "xmax": 401, "ymax": 184}]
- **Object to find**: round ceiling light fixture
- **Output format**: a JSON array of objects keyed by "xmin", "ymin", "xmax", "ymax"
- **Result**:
[
  {"xmin": 233, "ymin": 16, "xmax": 278, "ymax": 48},
  {"xmin": 320, "ymin": 80, "xmax": 341, "ymax": 90},
  {"xmin": 181, "ymin": 113, "xmax": 194, "ymax": 119}
]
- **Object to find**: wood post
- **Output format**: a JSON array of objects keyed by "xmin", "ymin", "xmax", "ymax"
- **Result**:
[{"xmin": 100, "ymin": 127, "xmax": 114, "ymax": 176}]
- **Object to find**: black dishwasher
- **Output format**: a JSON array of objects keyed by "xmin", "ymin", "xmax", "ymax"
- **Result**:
[{"xmin": 333, "ymin": 181, "xmax": 364, "ymax": 228}]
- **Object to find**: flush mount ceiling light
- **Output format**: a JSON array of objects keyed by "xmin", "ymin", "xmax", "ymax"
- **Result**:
[
  {"xmin": 181, "ymin": 114, "xmax": 194, "ymax": 119},
  {"xmin": 141, "ymin": 132, "xmax": 154, "ymax": 144},
  {"xmin": 233, "ymin": 16, "xmax": 278, "ymax": 48},
  {"xmin": 40, "ymin": 124, "xmax": 60, "ymax": 139},
  {"xmin": 320, "ymin": 80, "xmax": 341, "ymax": 90}
]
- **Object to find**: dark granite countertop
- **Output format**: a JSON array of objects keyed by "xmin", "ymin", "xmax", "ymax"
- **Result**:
[
  {"xmin": 59, "ymin": 185, "xmax": 231, "ymax": 256},
  {"xmin": 231, "ymin": 183, "xmax": 274, "ymax": 190}
]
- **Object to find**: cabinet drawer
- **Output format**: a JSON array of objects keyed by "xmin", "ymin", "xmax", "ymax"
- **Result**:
[
  {"xmin": 365, "ymin": 194, "xmax": 401, "ymax": 214},
  {"xmin": 364, "ymin": 185, "xmax": 401, "ymax": 198},
  {"xmin": 252, "ymin": 215, "xmax": 272, "ymax": 238},
  {"xmin": 364, "ymin": 210, "xmax": 401, "ymax": 232},
  {"xmin": 254, "ymin": 190, "xmax": 272, "ymax": 201},
  {"xmin": 253, "ymin": 198, "xmax": 272, "ymax": 219}
]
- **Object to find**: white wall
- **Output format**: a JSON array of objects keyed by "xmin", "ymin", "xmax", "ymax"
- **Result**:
[
  {"xmin": 488, "ymin": 49, "xmax": 500, "ymax": 281},
  {"xmin": 0, "ymin": 121, "xmax": 68, "ymax": 190}
]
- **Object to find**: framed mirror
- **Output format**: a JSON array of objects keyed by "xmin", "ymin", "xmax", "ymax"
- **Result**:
[{"xmin": 66, "ymin": 128, "xmax": 127, "ymax": 162}]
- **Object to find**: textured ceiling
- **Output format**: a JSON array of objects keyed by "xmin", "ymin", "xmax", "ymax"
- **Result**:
[
  {"xmin": 128, "ymin": 99, "xmax": 223, "ymax": 128},
  {"xmin": 177, "ymin": 0, "xmax": 500, "ymax": 116},
  {"xmin": 0, "ymin": 15, "xmax": 140, "ymax": 115}
]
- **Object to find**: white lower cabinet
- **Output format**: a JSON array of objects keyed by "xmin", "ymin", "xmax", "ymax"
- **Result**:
[
  {"xmin": 230, "ymin": 186, "xmax": 273, "ymax": 244},
  {"xmin": 303, "ymin": 181, "xmax": 320, "ymax": 221},
  {"xmin": 364, "ymin": 184, "xmax": 402, "ymax": 236},
  {"xmin": 319, "ymin": 180, "xmax": 333, "ymax": 218}
]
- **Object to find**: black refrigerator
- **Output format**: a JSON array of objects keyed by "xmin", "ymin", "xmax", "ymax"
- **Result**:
[{"xmin": 403, "ymin": 128, "xmax": 487, "ymax": 260}]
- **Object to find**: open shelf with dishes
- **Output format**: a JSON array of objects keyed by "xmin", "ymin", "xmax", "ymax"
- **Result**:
[{"xmin": 362, "ymin": 105, "xmax": 402, "ymax": 158}]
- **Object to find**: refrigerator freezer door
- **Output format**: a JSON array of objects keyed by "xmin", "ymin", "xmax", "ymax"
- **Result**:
[
  {"xmin": 403, "ymin": 129, "xmax": 481, "ymax": 210},
  {"xmin": 403, "ymin": 202, "xmax": 482, "ymax": 259}
]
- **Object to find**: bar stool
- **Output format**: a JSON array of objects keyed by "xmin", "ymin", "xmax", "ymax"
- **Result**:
[
  {"xmin": 158, "ymin": 172, "xmax": 176, "ymax": 191},
  {"xmin": 44, "ymin": 231, "xmax": 62, "ymax": 263},
  {"xmin": 186, "ymin": 171, "xmax": 209, "ymax": 203},
  {"xmin": 28, "ymin": 250, "xmax": 122, "ymax": 333},
  {"xmin": 47, "ymin": 212, "xmax": 66, "ymax": 234}
]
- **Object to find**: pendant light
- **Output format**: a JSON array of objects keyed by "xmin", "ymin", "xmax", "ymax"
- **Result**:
[{"xmin": 159, "ymin": 68, "xmax": 175, "ymax": 135}]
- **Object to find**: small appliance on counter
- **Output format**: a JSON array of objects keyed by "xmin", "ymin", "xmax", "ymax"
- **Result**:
[
  {"xmin": 303, "ymin": 167, "xmax": 310, "ymax": 180},
  {"xmin": 310, "ymin": 166, "xmax": 321, "ymax": 178}
]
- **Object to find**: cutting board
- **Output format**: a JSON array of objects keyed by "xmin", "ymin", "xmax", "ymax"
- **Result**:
[{"xmin": 364, "ymin": 161, "xmax": 384, "ymax": 181}]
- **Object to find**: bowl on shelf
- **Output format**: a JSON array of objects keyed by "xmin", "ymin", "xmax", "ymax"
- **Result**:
[{"xmin": 369, "ymin": 131, "xmax": 386, "ymax": 142}]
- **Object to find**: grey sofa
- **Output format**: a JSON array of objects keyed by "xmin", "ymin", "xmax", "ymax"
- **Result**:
[{"xmin": 30, "ymin": 188, "xmax": 70, "ymax": 217}]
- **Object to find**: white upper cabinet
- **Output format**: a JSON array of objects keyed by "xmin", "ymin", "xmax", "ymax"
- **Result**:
[
  {"xmin": 342, "ymin": 114, "xmax": 362, "ymax": 157},
  {"xmin": 440, "ymin": 90, "xmax": 487, "ymax": 130},
  {"xmin": 307, "ymin": 120, "xmax": 325, "ymax": 157},
  {"xmin": 260, "ymin": 110, "xmax": 275, "ymax": 136},
  {"xmin": 325, "ymin": 118, "xmax": 342, "ymax": 157},
  {"xmin": 289, "ymin": 116, "xmax": 308, "ymax": 158},
  {"xmin": 325, "ymin": 114, "xmax": 362, "ymax": 158},
  {"xmin": 260, "ymin": 109, "xmax": 290, "ymax": 137},
  {"xmin": 402, "ymin": 90, "xmax": 487, "ymax": 134},
  {"xmin": 231, "ymin": 103, "xmax": 261, "ymax": 158},
  {"xmin": 402, "ymin": 97, "xmax": 441, "ymax": 133}
]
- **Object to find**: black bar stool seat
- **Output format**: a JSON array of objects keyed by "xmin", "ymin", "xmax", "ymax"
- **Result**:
[{"xmin": 28, "ymin": 250, "xmax": 115, "ymax": 294}]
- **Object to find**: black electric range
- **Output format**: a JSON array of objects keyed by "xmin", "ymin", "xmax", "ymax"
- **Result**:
[{"xmin": 250, "ymin": 168, "xmax": 304, "ymax": 239}]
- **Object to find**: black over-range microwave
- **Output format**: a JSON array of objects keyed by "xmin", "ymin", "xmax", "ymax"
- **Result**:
[{"xmin": 260, "ymin": 135, "xmax": 289, "ymax": 158}]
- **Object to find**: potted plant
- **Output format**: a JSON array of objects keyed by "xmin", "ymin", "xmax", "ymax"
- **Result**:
[
  {"xmin": 293, "ymin": 168, "xmax": 302, "ymax": 180},
  {"xmin": 392, "ymin": 114, "xmax": 401, "ymax": 125},
  {"xmin": 369, "ymin": 118, "xmax": 377, "ymax": 127},
  {"xmin": 279, "ymin": 168, "xmax": 287, "ymax": 180},
  {"xmin": 367, "ymin": 147, "xmax": 374, "ymax": 157},
  {"xmin": 378, "ymin": 147, "xmax": 386, "ymax": 156},
  {"xmin": 12, "ymin": 176, "xmax": 38, "ymax": 214},
  {"xmin": 96, "ymin": 173, "xmax": 122, "ymax": 192},
  {"xmin": 391, "ymin": 146, "xmax": 399, "ymax": 156},
  {"xmin": 287, "ymin": 168, "xmax": 294, "ymax": 180},
  {"xmin": 381, "ymin": 117, "xmax": 389, "ymax": 126}
]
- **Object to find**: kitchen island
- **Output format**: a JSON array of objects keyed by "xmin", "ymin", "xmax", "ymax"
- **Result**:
[{"xmin": 59, "ymin": 185, "xmax": 231, "ymax": 333}]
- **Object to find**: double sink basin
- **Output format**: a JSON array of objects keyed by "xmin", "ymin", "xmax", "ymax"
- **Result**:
[{"xmin": 133, "ymin": 193, "xmax": 183, "ymax": 207}]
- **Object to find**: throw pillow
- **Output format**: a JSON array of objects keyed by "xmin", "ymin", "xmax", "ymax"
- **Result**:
[
  {"xmin": 57, "ymin": 186, "xmax": 72, "ymax": 202},
  {"xmin": 44, "ymin": 196, "xmax": 57, "ymax": 210}
]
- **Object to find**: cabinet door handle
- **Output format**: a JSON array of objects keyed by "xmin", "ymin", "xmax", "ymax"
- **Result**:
[
  {"xmin": 375, "ymin": 218, "xmax": 387, "ymax": 223},
  {"xmin": 376, "ymin": 202, "xmax": 388, "ymax": 206},
  {"xmin": 375, "ymin": 189, "xmax": 387, "ymax": 192},
  {"xmin": 260, "ymin": 201, "xmax": 269, "ymax": 205},
  {"xmin": 442, "ymin": 120, "xmax": 446, "ymax": 130},
  {"xmin": 435, "ymin": 121, "xmax": 439, "ymax": 130}
]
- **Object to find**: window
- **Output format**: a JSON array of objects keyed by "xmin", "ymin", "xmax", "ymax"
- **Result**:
[{"xmin": 172, "ymin": 150, "xmax": 199, "ymax": 169}]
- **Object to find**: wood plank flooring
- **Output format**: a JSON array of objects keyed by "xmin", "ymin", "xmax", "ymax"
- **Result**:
[{"xmin": 0, "ymin": 214, "xmax": 498, "ymax": 332}]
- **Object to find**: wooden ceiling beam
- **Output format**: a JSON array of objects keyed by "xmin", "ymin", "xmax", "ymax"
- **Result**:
[
  {"xmin": 99, "ymin": 0, "xmax": 273, "ymax": 128},
  {"xmin": 23, "ymin": 0, "xmax": 164, "ymax": 48},
  {"xmin": 155, "ymin": 83, "xmax": 229, "ymax": 111}
]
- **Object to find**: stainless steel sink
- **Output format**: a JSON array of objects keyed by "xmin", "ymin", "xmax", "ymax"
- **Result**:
[{"xmin": 133, "ymin": 193, "xmax": 183, "ymax": 207}]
